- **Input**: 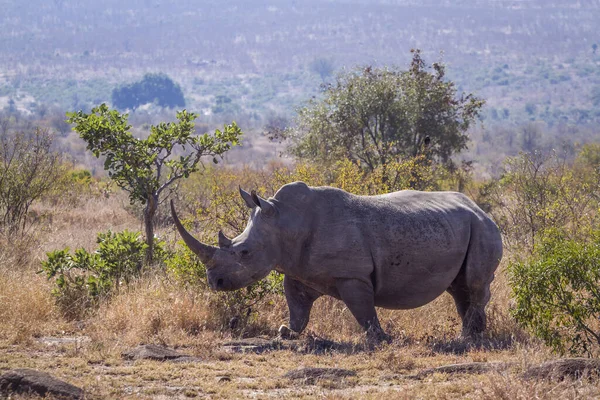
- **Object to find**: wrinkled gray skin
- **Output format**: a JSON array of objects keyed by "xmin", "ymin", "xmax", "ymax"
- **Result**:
[{"xmin": 171, "ymin": 181, "xmax": 503, "ymax": 342}]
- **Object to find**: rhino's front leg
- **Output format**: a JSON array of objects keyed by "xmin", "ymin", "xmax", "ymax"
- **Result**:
[
  {"xmin": 279, "ymin": 276, "xmax": 322, "ymax": 338},
  {"xmin": 336, "ymin": 278, "xmax": 391, "ymax": 344}
]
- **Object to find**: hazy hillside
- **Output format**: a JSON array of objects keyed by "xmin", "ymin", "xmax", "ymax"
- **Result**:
[{"xmin": 1, "ymin": 0, "xmax": 599, "ymax": 142}]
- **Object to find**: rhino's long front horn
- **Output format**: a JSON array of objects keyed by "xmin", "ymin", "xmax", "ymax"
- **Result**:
[{"xmin": 170, "ymin": 200, "xmax": 217, "ymax": 263}]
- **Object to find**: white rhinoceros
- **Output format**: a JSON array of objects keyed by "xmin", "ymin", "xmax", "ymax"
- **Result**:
[{"xmin": 171, "ymin": 181, "xmax": 503, "ymax": 341}]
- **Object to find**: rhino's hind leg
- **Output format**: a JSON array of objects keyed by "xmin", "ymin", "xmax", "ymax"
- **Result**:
[
  {"xmin": 447, "ymin": 219, "xmax": 501, "ymax": 339},
  {"xmin": 447, "ymin": 251, "xmax": 496, "ymax": 339},
  {"xmin": 336, "ymin": 278, "xmax": 391, "ymax": 344},
  {"xmin": 280, "ymin": 276, "xmax": 322, "ymax": 338},
  {"xmin": 447, "ymin": 279, "xmax": 491, "ymax": 338}
]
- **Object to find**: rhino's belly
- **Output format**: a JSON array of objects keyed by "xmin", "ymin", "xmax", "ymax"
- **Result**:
[{"xmin": 373, "ymin": 261, "xmax": 462, "ymax": 309}]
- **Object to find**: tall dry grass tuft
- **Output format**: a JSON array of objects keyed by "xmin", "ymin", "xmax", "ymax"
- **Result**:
[
  {"xmin": 0, "ymin": 269, "xmax": 63, "ymax": 343},
  {"xmin": 0, "ymin": 190, "xmax": 140, "ymax": 346},
  {"xmin": 304, "ymin": 297, "xmax": 364, "ymax": 342},
  {"xmin": 86, "ymin": 277, "xmax": 287, "ymax": 351},
  {"xmin": 0, "ymin": 224, "xmax": 66, "ymax": 344},
  {"xmin": 87, "ymin": 277, "xmax": 214, "ymax": 349}
]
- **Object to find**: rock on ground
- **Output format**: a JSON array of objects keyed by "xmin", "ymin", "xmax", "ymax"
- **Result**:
[
  {"xmin": 122, "ymin": 344, "xmax": 202, "ymax": 362},
  {"xmin": 0, "ymin": 368, "xmax": 84, "ymax": 399},
  {"xmin": 407, "ymin": 362, "xmax": 512, "ymax": 380},
  {"xmin": 522, "ymin": 358, "xmax": 600, "ymax": 380}
]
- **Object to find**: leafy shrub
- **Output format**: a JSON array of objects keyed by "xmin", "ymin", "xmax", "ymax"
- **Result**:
[
  {"xmin": 40, "ymin": 230, "xmax": 165, "ymax": 319},
  {"xmin": 509, "ymin": 231, "xmax": 600, "ymax": 356},
  {"xmin": 285, "ymin": 50, "xmax": 484, "ymax": 170},
  {"xmin": 165, "ymin": 241, "xmax": 206, "ymax": 288}
]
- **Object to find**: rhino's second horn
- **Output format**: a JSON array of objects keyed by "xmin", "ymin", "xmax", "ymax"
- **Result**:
[{"xmin": 170, "ymin": 200, "xmax": 217, "ymax": 263}]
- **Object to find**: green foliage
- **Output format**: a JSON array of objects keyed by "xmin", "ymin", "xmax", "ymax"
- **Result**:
[
  {"xmin": 112, "ymin": 73, "xmax": 185, "ymax": 110},
  {"xmin": 0, "ymin": 127, "xmax": 67, "ymax": 233},
  {"xmin": 212, "ymin": 94, "xmax": 241, "ymax": 115},
  {"xmin": 286, "ymin": 50, "xmax": 484, "ymax": 170},
  {"xmin": 40, "ymin": 230, "xmax": 164, "ymax": 319},
  {"xmin": 578, "ymin": 143, "xmax": 600, "ymax": 169},
  {"xmin": 67, "ymin": 103, "xmax": 242, "ymax": 262},
  {"xmin": 165, "ymin": 240, "xmax": 207, "ymax": 288},
  {"xmin": 509, "ymin": 231, "xmax": 600, "ymax": 356}
]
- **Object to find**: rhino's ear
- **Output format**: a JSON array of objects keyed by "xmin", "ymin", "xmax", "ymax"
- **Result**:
[
  {"xmin": 251, "ymin": 190, "xmax": 275, "ymax": 217},
  {"xmin": 239, "ymin": 187, "xmax": 257, "ymax": 209}
]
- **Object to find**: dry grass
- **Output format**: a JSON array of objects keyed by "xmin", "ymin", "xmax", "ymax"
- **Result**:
[
  {"xmin": 0, "ymin": 268, "xmax": 63, "ymax": 344},
  {"xmin": 1, "ymin": 193, "xmax": 599, "ymax": 399},
  {"xmin": 38, "ymin": 191, "xmax": 140, "ymax": 253}
]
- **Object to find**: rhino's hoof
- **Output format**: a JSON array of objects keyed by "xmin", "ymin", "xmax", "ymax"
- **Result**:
[
  {"xmin": 278, "ymin": 325, "xmax": 299, "ymax": 340},
  {"xmin": 366, "ymin": 329, "xmax": 392, "ymax": 347}
]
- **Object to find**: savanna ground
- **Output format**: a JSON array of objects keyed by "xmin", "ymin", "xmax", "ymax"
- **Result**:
[{"xmin": 1, "ymin": 187, "xmax": 599, "ymax": 400}]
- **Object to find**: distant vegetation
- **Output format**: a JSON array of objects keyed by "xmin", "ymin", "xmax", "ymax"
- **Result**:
[
  {"xmin": 111, "ymin": 73, "xmax": 185, "ymax": 111},
  {"xmin": 1, "ymin": 0, "xmax": 599, "ymax": 135}
]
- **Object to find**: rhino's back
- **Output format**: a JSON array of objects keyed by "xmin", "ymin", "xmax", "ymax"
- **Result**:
[{"xmin": 306, "ymin": 188, "xmax": 500, "ymax": 308}]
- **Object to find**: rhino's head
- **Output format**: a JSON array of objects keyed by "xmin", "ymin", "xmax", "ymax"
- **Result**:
[{"xmin": 170, "ymin": 188, "xmax": 284, "ymax": 291}]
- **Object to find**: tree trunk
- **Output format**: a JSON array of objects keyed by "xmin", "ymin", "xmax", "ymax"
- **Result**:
[{"xmin": 143, "ymin": 193, "xmax": 158, "ymax": 266}]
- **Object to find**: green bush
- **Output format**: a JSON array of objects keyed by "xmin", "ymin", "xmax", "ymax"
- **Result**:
[
  {"xmin": 165, "ymin": 240, "xmax": 207, "ymax": 288},
  {"xmin": 509, "ymin": 231, "xmax": 600, "ymax": 356},
  {"xmin": 40, "ymin": 230, "xmax": 165, "ymax": 319}
]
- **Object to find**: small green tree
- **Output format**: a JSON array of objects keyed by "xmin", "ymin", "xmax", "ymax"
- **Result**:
[
  {"xmin": 286, "ymin": 50, "xmax": 484, "ymax": 171},
  {"xmin": 67, "ymin": 104, "xmax": 242, "ymax": 263}
]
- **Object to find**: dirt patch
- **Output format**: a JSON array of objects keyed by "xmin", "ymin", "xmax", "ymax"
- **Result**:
[{"xmin": 37, "ymin": 336, "xmax": 91, "ymax": 346}]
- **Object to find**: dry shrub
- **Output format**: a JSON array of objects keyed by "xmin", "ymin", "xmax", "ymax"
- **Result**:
[
  {"xmin": 87, "ymin": 277, "xmax": 213, "ymax": 347},
  {"xmin": 305, "ymin": 297, "xmax": 364, "ymax": 342},
  {"xmin": 87, "ymin": 277, "xmax": 288, "ymax": 348},
  {"xmin": 0, "ymin": 269, "xmax": 62, "ymax": 343},
  {"xmin": 0, "ymin": 231, "xmax": 42, "ymax": 270}
]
